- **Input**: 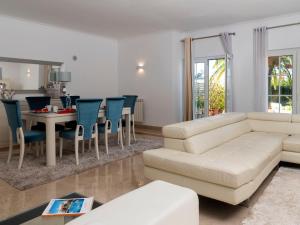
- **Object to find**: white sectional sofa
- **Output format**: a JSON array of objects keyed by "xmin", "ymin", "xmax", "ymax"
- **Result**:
[{"xmin": 143, "ymin": 112, "xmax": 300, "ymax": 205}]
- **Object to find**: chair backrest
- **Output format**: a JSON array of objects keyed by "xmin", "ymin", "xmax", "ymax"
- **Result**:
[
  {"xmin": 106, "ymin": 97, "xmax": 125, "ymax": 134},
  {"xmin": 76, "ymin": 99, "xmax": 102, "ymax": 140},
  {"xmin": 123, "ymin": 95, "xmax": 138, "ymax": 115},
  {"xmin": 60, "ymin": 95, "xmax": 80, "ymax": 108},
  {"xmin": 26, "ymin": 96, "xmax": 51, "ymax": 110},
  {"xmin": 1, "ymin": 100, "xmax": 23, "ymax": 143}
]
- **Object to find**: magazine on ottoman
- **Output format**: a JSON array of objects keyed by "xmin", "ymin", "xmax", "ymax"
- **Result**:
[{"xmin": 42, "ymin": 197, "xmax": 94, "ymax": 217}]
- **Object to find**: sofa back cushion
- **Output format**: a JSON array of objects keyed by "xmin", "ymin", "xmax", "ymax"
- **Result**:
[
  {"xmin": 164, "ymin": 138, "xmax": 186, "ymax": 152},
  {"xmin": 247, "ymin": 112, "xmax": 292, "ymax": 134},
  {"xmin": 183, "ymin": 120, "xmax": 251, "ymax": 154},
  {"xmin": 289, "ymin": 115, "xmax": 300, "ymax": 134},
  {"xmin": 289, "ymin": 124, "xmax": 300, "ymax": 134},
  {"xmin": 162, "ymin": 113, "xmax": 247, "ymax": 140},
  {"xmin": 247, "ymin": 112, "xmax": 291, "ymax": 122},
  {"xmin": 248, "ymin": 120, "xmax": 292, "ymax": 134},
  {"xmin": 291, "ymin": 115, "xmax": 300, "ymax": 123}
]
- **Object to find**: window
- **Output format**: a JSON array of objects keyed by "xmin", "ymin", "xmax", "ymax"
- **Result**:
[
  {"xmin": 268, "ymin": 52, "xmax": 295, "ymax": 113},
  {"xmin": 193, "ymin": 57, "xmax": 226, "ymax": 118}
]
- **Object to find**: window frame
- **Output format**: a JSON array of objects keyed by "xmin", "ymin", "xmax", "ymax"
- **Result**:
[
  {"xmin": 192, "ymin": 55, "xmax": 226, "ymax": 118},
  {"xmin": 268, "ymin": 49, "xmax": 297, "ymax": 113}
]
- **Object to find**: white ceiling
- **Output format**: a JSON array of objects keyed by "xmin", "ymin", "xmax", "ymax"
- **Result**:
[{"xmin": 0, "ymin": 0, "xmax": 300, "ymax": 39}]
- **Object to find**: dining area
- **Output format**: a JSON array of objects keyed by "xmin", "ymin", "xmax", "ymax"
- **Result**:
[{"xmin": 1, "ymin": 95, "xmax": 138, "ymax": 169}]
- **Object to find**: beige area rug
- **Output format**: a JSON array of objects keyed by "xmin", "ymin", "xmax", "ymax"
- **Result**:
[
  {"xmin": 242, "ymin": 167, "xmax": 300, "ymax": 225},
  {"xmin": 0, "ymin": 134, "xmax": 162, "ymax": 191}
]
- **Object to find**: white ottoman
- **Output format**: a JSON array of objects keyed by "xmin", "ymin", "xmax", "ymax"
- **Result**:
[{"xmin": 67, "ymin": 180, "xmax": 199, "ymax": 225}]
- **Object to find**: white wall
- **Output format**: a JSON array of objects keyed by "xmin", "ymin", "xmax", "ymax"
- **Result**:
[
  {"xmin": 118, "ymin": 12, "xmax": 300, "ymax": 126},
  {"xmin": 188, "ymin": 12, "xmax": 300, "ymax": 112},
  {"xmin": 0, "ymin": 15, "xmax": 119, "ymax": 147},
  {"xmin": 3, "ymin": 12, "xmax": 300, "ymax": 129},
  {"xmin": 0, "ymin": 15, "xmax": 119, "ymax": 98},
  {"xmin": 118, "ymin": 31, "xmax": 182, "ymax": 126}
]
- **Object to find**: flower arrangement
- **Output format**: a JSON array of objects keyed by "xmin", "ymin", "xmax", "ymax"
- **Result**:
[{"xmin": 0, "ymin": 82, "xmax": 15, "ymax": 100}]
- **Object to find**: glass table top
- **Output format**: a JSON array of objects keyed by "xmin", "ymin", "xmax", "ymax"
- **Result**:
[{"xmin": 0, "ymin": 193, "xmax": 102, "ymax": 225}]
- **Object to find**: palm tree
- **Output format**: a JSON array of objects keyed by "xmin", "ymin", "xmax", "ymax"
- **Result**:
[
  {"xmin": 209, "ymin": 59, "xmax": 225, "ymax": 115},
  {"xmin": 211, "ymin": 59, "xmax": 225, "ymax": 82}
]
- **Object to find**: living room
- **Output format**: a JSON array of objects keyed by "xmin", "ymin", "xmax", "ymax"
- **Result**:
[{"xmin": 0, "ymin": 0, "xmax": 300, "ymax": 224}]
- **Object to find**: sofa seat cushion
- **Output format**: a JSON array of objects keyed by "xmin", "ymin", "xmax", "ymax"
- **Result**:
[
  {"xmin": 144, "ymin": 132, "xmax": 285, "ymax": 189},
  {"xmin": 162, "ymin": 113, "xmax": 247, "ymax": 139},
  {"xmin": 283, "ymin": 135, "xmax": 300, "ymax": 153}
]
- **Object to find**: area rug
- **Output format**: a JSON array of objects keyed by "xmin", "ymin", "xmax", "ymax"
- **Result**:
[
  {"xmin": 0, "ymin": 134, "xmax": 163, "ymax": 190},
  {"xmin": 242, "ymin": 167, "xmax": 300, "ymax": 225}
]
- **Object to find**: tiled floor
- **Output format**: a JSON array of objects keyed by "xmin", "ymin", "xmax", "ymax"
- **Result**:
[
  {"xmin": 0, "ymin": 153, "xmax": 146, "ymax": 220},
  {"xmin": 0, "ymin": 150, "xmax": 279, "ymax": 224}
]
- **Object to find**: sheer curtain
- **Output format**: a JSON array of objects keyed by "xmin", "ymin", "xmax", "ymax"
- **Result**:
[
  {"xmin": 220, "ymin": 33, "xmax": 233, "ymax": 112},
  {"xmin": 184, "ymin": 37, "xmax": 193, "ymax": 121},
  {"xmin": 253, "ymin": 27, "xmax": 268, "ymax": 112}
]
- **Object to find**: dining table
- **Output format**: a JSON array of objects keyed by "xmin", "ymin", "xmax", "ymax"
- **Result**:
[{"xmin": 22, "ymin": 107, "xmax": 131, "ymax": 166}]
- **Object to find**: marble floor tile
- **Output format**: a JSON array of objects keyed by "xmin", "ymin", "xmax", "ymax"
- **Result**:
[{"xmin": 0, "ymin": 153, "xmax": 277, "ymax": 224}]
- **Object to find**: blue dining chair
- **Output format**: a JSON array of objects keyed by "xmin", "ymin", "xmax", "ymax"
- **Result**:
[
  {"xmin": 98, "ymin": 97, "xmax": 125, "ymax": 154},
  {"xmin": 60, "ymin": 95, "xmax": 80, "ymax": 108},
  {"xmin": 1, "ymin": 100, "xmax": 46, "ymax": 169},
  {"xmin": 26, "ymin": 96, "xmax": 64, "ymax": 131},
  {"xmin": 60, "ymin": 95, "xmax": 80, "ymax": 129},
  {"xmin": 59, "ymin": 99, "xmax": 102, "ymax": 165},
  {"xmin": 25, "ymin": 96, "xmax": 51, "ymax": 110},
  {"xmin": 122, "ymin": 95, "xmax": 138, "ymax": 142}
]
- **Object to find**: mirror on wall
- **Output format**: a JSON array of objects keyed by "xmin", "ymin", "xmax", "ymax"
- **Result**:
[{"xmin": 0, "ymin": 57, "xmax": 62, "ymax": 92}]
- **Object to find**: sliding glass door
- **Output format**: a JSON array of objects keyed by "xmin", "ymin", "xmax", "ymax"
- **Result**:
[{"xmin": 193, "ymin": 57, "xmax": 226, "ymax": 118}]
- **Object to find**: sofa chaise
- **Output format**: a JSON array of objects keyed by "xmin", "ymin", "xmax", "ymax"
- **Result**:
[{"xmin": 143, "ymin": 112, "xmax": 300, "ymax": 205}]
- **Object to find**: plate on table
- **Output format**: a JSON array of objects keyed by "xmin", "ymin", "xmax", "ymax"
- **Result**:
[
  {"xmin": 57, "ymin": 108, "xmax": 76, "ymax": 114},
  {"xmin": 32, "ymin": 108, "xmax": 50, "ymax": 113}
]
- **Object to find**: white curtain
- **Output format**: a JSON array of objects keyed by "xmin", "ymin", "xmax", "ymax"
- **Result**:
[
  {"xmin": 220, "ymin": 33, "xmax": 233, "ymax": 112},
  {"xmin": 253, "ymin": 27, "xmax": 268, "ymax": 112}
]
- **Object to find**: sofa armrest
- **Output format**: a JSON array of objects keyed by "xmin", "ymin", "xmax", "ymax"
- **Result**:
[{"xmin": 66, "ymin": 180, "xmax": 199, "ymax": 225}]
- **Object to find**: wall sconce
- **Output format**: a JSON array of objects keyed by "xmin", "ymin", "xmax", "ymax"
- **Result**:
[
  {"xmin": 136, "ymin": 63, "xmax": 145, "ymax": 74},
  {"xmin": 136, "ymin": 65, "xmax": 144, "ymax": 70},
  {"xmin": 26, "ymin": 68, "xmax": 31, "ymax": 78}
]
